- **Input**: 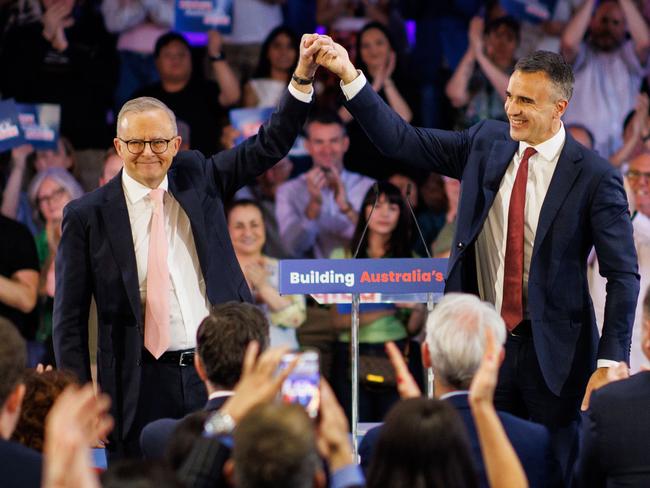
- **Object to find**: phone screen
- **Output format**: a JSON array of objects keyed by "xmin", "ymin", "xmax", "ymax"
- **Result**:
[{"xmin": 279, "ymin": 350, "xmax": 320, "ymax": 419}]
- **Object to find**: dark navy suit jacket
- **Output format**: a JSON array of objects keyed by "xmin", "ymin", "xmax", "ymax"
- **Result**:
[
  {"xmin": 346, "ymin": 84, "xmax": 639, "ymax": 396},
  {"xmin": 576, "ymin": 371, "xmax": 650, "ymax": 487},
  {"xmin": 140, "ymin": 395, "xmax": 229, "ymax": 460},
  {"xmin": 359, "ymin": 393, "xmax": 558, "ymax": 488},
  {"xmin": 0, "ymin": 438, "xmax": 42, "ymax": 488},
  {"xmin": 53, "ymin": 90, "xmax": 312, "ymax": 444}
]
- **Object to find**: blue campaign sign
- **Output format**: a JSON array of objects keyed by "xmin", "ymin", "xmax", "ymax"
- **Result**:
[{"xmin": 279, "ymin": 258, "xmax": 448, "ymax": 295}]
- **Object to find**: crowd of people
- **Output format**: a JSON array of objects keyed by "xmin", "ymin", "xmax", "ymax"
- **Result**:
[{"xmin": 2, "ymin": 0, "xmax": 650, "ymax": 486}]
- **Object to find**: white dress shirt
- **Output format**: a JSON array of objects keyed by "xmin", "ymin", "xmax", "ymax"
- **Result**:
[{"xmin": 122, "ymin": 170, "xmax": 209, "ymax": 351}]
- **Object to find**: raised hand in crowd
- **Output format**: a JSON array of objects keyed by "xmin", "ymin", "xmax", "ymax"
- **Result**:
[
  {"xmin": 316, "ymin": 379, "xmax": 355, "ymax": 472},
  {"xmin": 467, "ymin": 16, "xmax": 485, "ymax": 58},
  {"xmin": 469, "ymin": 328, "xmax": 529, "ymax": 488},
  {"xmin": 41, "ymin": 0, "xmax": 75, "ymax": 52},
  {"xmin": 1, "ymin": 144, "xmax": 33, "ymax": 219},
  {"xmin": 42, "ymin": 384, "xmax": 113, "ymax": 488},
  {"xmin": 385, "ymin": 340, "xmax": 421, "ymax": 399}
]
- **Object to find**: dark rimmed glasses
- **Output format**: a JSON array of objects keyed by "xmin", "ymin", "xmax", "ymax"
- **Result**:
[{"xmin": 117, "ymin": 138, "xmax": 175, "ymax": 154}]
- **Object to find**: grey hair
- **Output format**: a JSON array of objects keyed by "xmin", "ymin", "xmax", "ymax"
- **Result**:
[
  {"xmin": 514, "ymin": 50, "xmax": 574, "ymax": 101},
  {"xmin": 28, "ymin": 167, "xmax": 84, "ymax": 207},
  {"xmin": 426, "ymin": 293, "xmax": 507, "ymax": 389},
  {"xmin": 116, "ymin": 97, "xmax": 177, "ymax": 136}
]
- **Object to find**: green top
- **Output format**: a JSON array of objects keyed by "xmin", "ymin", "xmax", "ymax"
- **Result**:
[
  {"xmin": 329, "ymin": 247, "xmax": 408, "ymax": 344},
  {"xmin": 35, "ymin": 230, "xmax": 52, "ymax": 342}
]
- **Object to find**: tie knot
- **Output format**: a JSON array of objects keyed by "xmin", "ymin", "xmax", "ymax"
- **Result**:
[
  {"xmin": 149, "ymin": 188, "xmax": 165, "ymax": 204},
  {"xmin": 522, "ymin": 147, "xmax": 537, "ymax": 161}
]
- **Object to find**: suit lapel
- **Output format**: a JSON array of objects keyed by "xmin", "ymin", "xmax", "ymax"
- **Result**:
[
  {"xmin": 100, "ymin": 173, "xmax": 142, "ymax": 327},
  {"xmin": 532, "ymin": 137, "xmax": 583, "ymax": 259}
]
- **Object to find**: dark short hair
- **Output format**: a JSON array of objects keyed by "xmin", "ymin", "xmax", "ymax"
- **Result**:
[
  {"xmin": 305, "ymin": 110, "xmax": 346, "ymax": 137},
  {"xmin": 367, "ymin": 398, "xmax": 478, "ymax": 488},
  {"xmin": 11, "ymin": 369, "xmax": 77, "ymax": 451},
  {"xmin": 514, "ymin": 50, "xmax": 574, "ymax": 101},
  {"xmin": 485, "ymin": 15, "xmax": 521, "ymax": 42},
  {"xmin": 101, "ymin": 460, "xmax": 184, "ymax": 488},
  {"xmin": 154, "ymin": 32, "xmax": 190, "ymax": 58},
  {"xmin": 226, "ymin": 199, "xmax": 264, "ymax": 222},
  {"xmin": 234, "ymin": 403, "xmax": 319, "ymax": 488},
  {"xmin": 0, "ymin": 318, "xmax": 27, "ymax": 407},
  {"xmin": 196, "ymin": 302, "xmax": 269, "ymax": 389}
]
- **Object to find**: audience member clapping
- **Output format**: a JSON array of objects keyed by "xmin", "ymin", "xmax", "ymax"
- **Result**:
[
  {"xmin": 227, "ymin": 200, "xmax": 306, "ymax": 348},
  {"xmin": 446, "ymin": 16, "xmax": 519, "ymax": 130},
  {"xmin": 242, "ymin": 26, "xmax": 299, "ymax": 108}
]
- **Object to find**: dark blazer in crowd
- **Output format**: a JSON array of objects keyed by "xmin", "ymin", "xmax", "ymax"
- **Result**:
[
  {"xmin": 576, "ymin": 371, "xmax": 650, "ymax": 487},
  {"xmin": 345, "ymin": 83, "xmax": 638, "ymax": 400},
  {"xmin": 359, "ymin": 392, "xmax": 557, "ymax": 488},
  {"xmin": 140, "ymin": 395, "xmax": 230, "ymax": 459},
  {"xmin": 53, "ymin": 90, "xmax": 311, "ymax": 454},
  {"xmin": 0, "ymin": 438, "xmax": 42, "ymax": 488}
]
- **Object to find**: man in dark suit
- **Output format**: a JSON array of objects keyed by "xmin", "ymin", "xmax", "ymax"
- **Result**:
[
  {"xmin": 0, "ymin": 318, "xmax": 41, "ymax": 488},
  {"xmin": 575, "ymin": 287, "xmax": 650, "ymax": 487},
  {"xmin": 140, "ymin": 302, "xmax": 269, "ymax": 459},
  {"xmin": 315, "ymin": 43, "xmax": 639, "ymax": 478},
  {"xmin": 359, "ymin": 294, "xmax": 558, "ymax": 488},
  {"xmin": 53, "ymin": 34, "xmax": 327, "ymax": 458}
]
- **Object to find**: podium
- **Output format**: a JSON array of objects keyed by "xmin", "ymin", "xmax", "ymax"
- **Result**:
[{"xmin": 279, "ymin": 257, "xmax": 447, "ymax": 458}]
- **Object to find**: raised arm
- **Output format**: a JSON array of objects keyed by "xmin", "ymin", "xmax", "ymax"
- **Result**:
[
  {"xmin": 315, "ymin": 39, "xmax": 471, "ymax": 179},
  {"xmin": 207, "ymin": 30, "xmax": 241, "ymax": 107},
  {"xmin": 561, "ymin": 0, "xmax": 595, "ymax": 64},
  {"xmin": 619, "ymin": 0, "xmax": 650, "ymax": 62}
]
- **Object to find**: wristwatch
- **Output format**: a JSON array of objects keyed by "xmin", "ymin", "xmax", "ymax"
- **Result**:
[{"xmin": 203, "ymin": 411, "xmax": 235, "ymax": 437}]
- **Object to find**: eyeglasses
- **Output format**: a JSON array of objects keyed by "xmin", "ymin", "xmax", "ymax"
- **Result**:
[
  {"xmin": 117, "ymin": 138, "xmax": 175, "ymax": 154},
  {"xmin": 626, "ymin": 170, "xmax": 650, "ymax": 181},
  {"xmin": 37, "ymin": 187, "xmax": 67, "ymax": 206}
]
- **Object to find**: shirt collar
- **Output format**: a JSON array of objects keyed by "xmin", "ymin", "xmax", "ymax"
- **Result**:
[
  {"xmin": 208, "ymin": 390, "xmax": 234, "ymax": 400},
  {"xmin": 439, "ymin": 390, "xmax": 469, "ymax": 400},
  {"xmin": 121, "ymin": 169, "xmax": 169, "ymax": 205},
  {"xmin": 518, "ymin": 122, "xmax": 566, "ymax": 162}
]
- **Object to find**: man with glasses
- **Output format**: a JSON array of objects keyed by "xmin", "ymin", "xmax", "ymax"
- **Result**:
[{"xmin": 53, "ymin": 34, "xmax": 327, "ymax": 459}]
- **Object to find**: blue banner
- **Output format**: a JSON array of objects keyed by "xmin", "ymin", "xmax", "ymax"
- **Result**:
[
  {"xmin": 229, "ymin": 107, "xmax": 274, "ymax": 145},
  {"xmin": 174, "ymin": 0, "xmax": 233, "ymax": 33},
  {"xmin": 0, "ymin": 99, "xmax": 26, "ymax": 152},
  {"xmin": 279, "ymin": 258, "xmax": 447, "ymax": 295},
  {"xmin": 16, "ymin": 103, "xmax": 60, "ymax": 150}
]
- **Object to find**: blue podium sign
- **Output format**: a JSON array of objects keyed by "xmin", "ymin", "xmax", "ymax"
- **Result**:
[{"xmin": 279, "ymin": 258, "xmax": 447, "ymax": 295}]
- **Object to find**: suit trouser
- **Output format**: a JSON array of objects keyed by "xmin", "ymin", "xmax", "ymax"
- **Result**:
[
  {"xmin": 107, "ymin": 352, "xmax": 206, "ymax": 462},
  {"xmin": 494, "ymin": 323, "xmax": 580, "ymax": 487}
]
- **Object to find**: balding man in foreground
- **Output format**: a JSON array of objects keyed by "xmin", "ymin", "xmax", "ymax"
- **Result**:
[{"xmin": 53, "ymin": 34, "xmax": 325, "ymax": 459}]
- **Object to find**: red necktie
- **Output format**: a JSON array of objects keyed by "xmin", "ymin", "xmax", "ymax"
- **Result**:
[{"xmin": 501, "ymin": 147, "xmax": 536, "ymax": 332}]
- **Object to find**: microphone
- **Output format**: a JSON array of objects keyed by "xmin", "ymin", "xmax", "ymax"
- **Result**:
[
  {"xmin": 352, "ymin": 182, "xmax": 380, "ymax": 259},
  {"xmin": 405, "ymin": 183, "xmax": 431, "ymax": 258}
]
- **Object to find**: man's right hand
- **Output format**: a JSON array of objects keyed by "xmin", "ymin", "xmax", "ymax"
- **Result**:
[{"xmin": 314, "ymin": 40, "xmax": 359, "ymax": 85}]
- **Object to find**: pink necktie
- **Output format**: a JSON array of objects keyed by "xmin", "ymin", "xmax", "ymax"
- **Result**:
[
  {"xmin": 144, "ymin": 188, "xmax": 170, "ymax": 358},
  {"xmin": 501, "ymin": 147, "xmax": 537, "ymax": 332}
]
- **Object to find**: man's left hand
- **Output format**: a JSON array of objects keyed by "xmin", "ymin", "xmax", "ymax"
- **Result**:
[{"xmin": 581, "ymin": 367, "xmax": 612, "ymax": 411}]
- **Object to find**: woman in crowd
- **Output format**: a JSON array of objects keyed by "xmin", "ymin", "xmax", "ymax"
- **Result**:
[
  {"xmin": 339, "ymin": 22, "xmax": 418, "ymax": 179},
  {"xmin": 330, "ymin": 181, "xmax": 427, "ymax": 422},
  {"xmin": 227, "ymin": 199, "xmax": 305, "ymax": 348},
  {"xmin": 28, "ymin": 168, "xmax": 84, "ymax": 361},
  {"xmin": 242, "ymin": 26, "xmax": 299, "ymax": 108}
]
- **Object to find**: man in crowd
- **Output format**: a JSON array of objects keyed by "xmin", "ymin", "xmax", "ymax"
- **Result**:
[
  {"xmin": 361, "ymin": 293, "xmax": 557, "ymax": 488},
  {"xmin": 276, "ymin": 111, "xmax": 374, "ymax": 259},
  {"xmin": 561, "ymin": 0, "xmax": 649, "ymax": 158},
  {"xmin": 314, "ymin": 40, "xmax": 638, "ymax": 482},
  {"xmin": 0, "ymin": 318, "xmax": 41, "ymax": 488},
  {"xmin": 53, "ymin": 34, "xmax": 326, "ymax": 458},
  {"xmin": 140, "ymin": 302, "xmax": 269, "ymax": 458},
  {"xmin": 136, "ymin": 31, "xmax": 240, "ymax": 156}
]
